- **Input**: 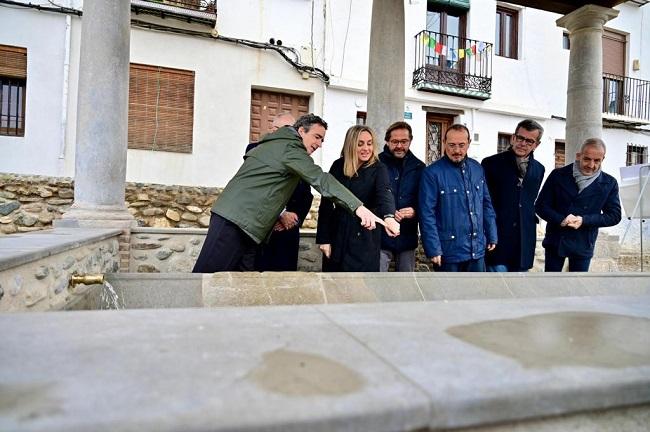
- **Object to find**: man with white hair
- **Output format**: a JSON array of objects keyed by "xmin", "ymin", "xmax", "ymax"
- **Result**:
[{"xmin": 535, "ymin": 138, "xmax": 621, "ymax": 272}]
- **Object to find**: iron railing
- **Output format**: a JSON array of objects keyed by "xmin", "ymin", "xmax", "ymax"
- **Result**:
[
  {"xmin": 413, "ymin": 30, "xmax": 492, "ymax": 100},
  {"xmin": 603, "ymin": 73, "xmax": 650, "ymax": 121}
]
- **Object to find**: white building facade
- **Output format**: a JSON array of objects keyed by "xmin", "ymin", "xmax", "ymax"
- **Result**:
[{"xmin": 1, "ymin": 0, "xmax": 649, "ymax": 192}]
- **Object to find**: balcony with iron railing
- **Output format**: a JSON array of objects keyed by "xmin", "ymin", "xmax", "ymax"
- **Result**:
[
  {"xmin": 602, "ymin": 73, "xmax": 650, "ymax": 125},
  {"xmin": 131, "ymin": 0, "xmax": 217, "ymax": 25},
  {"xmin": 413, "ymin": 31, "xmax": 492, "ymax": 100}
]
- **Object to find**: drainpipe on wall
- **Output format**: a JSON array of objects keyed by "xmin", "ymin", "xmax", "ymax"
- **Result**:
[
  {"xmin": 58, "ymin": 13, "xmax": 72, "ymax": 174},
  {"xmin": 319, "ymin": 0, "xmax": 327, "ymax": 168}
]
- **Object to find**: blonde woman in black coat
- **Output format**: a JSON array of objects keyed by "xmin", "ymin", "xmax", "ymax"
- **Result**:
[{"xmin": 317, "ymin": 125, "xmax": 399, "ymax": 271}]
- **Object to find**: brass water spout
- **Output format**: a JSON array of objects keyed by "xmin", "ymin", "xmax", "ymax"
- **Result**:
[{"xmin": 69, "ymin": 273, "xmax": 105, "ymax": 289}]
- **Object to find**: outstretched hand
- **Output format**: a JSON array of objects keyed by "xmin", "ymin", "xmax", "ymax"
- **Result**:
[{"xmin": 355, "ymin": 205, "xmax": 377, "ymax": 230}]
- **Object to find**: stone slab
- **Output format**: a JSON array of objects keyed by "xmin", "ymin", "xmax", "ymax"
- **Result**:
[
  {"xmin": 0, "ymin": 306, "xmax": 429, "ymax": 432},
  {"xmin": 0, "ymin": 228, "xmax": 122, "ymax": 272},
  {"xmin": 319, "ymin": 295, "xmax": 650, "ymax": 430},
  {"xmin": 1, "ymin": 295, "xmax": 649, "ymax": 431},
  {"xmin": 77, "ymin": 273, "xmax": 650, "ymax": 310}
]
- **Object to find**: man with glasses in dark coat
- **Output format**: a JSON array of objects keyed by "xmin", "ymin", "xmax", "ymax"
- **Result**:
[
  {"xmin": 379, "ymin": 121, "xmax": 425, "ymax": 271},
  {"xmin": 482, "ymin": 119, "xmax": 545, "ymax": 272}
]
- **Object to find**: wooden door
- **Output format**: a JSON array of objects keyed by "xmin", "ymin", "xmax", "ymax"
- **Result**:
[
  {"xmin": 249, "ymin": 89, "xmax": 309, "ymax": 142},
  {"xmin": 425, "ymin": 113, "xmax": 454, "ymax": 164}
]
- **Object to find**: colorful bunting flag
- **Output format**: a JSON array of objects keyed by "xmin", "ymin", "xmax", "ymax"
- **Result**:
[
  {"xmin": 435, "ymin": 43, "xmax": 443, "ymax": 54},
  {"xmin": 478, "ymin": 41, "xmax": 486, "ymax": 53},
  {"xmin": 429, "ymin": 37, "xmax": 436, "ymax": 48},
  {"xmin": 465, "ymin": 48, "xmax": 472, "ymax": 57},
  {"xmin": 471, "ymin": 44, "xmax": 477, "ymax": 55},
  {"xmin": 458, "ymin": 48, "xmax": 465, "ymax": 59},
  {"xmin": 423, "ymin": 34, "xmax": 429, "ymax": 46}
]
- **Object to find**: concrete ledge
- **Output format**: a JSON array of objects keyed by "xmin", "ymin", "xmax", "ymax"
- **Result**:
[
  {"xmin": 0, "ymin": 228, "xmax": 122, "ymax": 272},
  {"xmin": 1, "ymin": 295, "xmax": 649, "ymax": 431},
  {"xmin": 88, "ymin": 272, "xmax": 650, "ymax": 310}
]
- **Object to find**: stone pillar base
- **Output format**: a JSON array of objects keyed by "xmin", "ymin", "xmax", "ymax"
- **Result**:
[{"xmin": 55, "ymin": 206, "xmax": 135, "ymax": 272}]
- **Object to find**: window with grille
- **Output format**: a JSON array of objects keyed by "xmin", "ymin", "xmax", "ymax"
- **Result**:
[
  {"xmin": 128, "ymin": 63, "xmax": 195, "ymax": 153},
  {"xmin": 497, "ymin": 133, "xmax": 511, "ymax": 153},
  {"xmin": 0, "ymin": 44, "xmax": 27, "ymax": 137},
  {"xmin": 562, "ymin": 32, "xmax": 570, "ymax": 50},
  {"xmin": 495, "ymin": 7, "xmax": 518, "ymax": 59},
  {"xmin": 555, "ymin": 140, "xmax": 565, "ymax": 168},
  {"xmin": 627, "ymin": 145, "xmax": 648, "ymax": 166}
]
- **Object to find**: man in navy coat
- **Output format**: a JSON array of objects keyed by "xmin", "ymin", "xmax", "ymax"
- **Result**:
[
  {"xmin": 482, "ymin": 119, "xmax": 545, "ymax": 272},
  {"xmin": 379, "ymin": 121, "xmax": 425, "ymax": 271},
  {"xmin": 535, "ymin": 138, "xmax": 621, "ymax": 272}
]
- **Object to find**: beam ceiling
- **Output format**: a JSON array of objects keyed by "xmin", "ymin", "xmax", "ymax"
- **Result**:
[{"xmin": 504, "ymin": 0, "xmax": 646, "ymax": 15}]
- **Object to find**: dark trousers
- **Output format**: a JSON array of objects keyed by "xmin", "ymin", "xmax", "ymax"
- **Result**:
[
  {"xmin": 544, "ymin": 247, "xmax": 591, "ymax": 272},
  {"xmin": 255, "ymin": 227, "xmax": 300, "ymax": 271},
  {"xmin": 439, "ymin": 257, "xmax": 486, "ymax": 272},
  {"xmin": 192, "ymin": 214, "xmax": 257, "ymax": 272}
]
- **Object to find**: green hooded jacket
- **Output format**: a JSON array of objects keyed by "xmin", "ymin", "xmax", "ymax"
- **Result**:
[{"xmin": 212, "ymin": 127, "xmax": 363, "ymax": 244}]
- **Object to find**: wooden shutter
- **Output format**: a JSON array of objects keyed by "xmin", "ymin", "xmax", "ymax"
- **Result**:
[
  {"xmin": 128, "ymin": 63, "xmax": 195, "ymax": 153},
  {"xmin": 555, "ymin": 140, "xmax": 565, "ymax": 168},
  {"xmin": 249, "ymin": 89, "xmax": 309, "ymax": 142},
  {"xmin": 602, "ymin": 29, "xmax": 626, "ymax": 77},
  {"xmin": 0, "ymin": 45, "xmax": 27, "ymax": 79}
]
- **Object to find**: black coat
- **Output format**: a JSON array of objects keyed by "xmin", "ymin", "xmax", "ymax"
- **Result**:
[
  {"xmin": 481, "ymin": 149, "xmax": 544, "ymax": 269},
  {"xmin": 245, "ymin": 141, "xmax": 313, "ymax": 270},
  {"xmin": 316, "ymin": 158, "xmax": 395, "ymax": 271},
  {"xmin": 535, "ymin": 163, "xmax": 621, "ymax": 258},
  {"xmin": 379, "ymin": 147, "xmax": 425, "ymax": 252}
]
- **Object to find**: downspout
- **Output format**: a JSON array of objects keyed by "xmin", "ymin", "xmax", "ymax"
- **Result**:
[
  {"xmin": 58, "ymin": 13, "xmax": 72, "ymax": 173},
  {"xmin": 319, "ymin": 0, "xmax": 327, "ymax": 167}
]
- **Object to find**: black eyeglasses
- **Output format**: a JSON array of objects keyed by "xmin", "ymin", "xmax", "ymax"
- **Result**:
[{"xmin": 514, "ymin": 134, "xmax": 537, "ymax": 146}]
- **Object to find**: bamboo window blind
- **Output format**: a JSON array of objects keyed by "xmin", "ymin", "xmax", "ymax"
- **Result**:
[{"xmin": 128, "ymin": 63, "xmax": 195, "ymax": 153}]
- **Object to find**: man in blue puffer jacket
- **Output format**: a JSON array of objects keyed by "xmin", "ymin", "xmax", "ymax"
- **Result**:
[
  {"xmin": 419, "ymin": 124, "xmax": 498, "ymax": 272},
  {"xmin": 379, "ymin": 122, "xmax": 425, "ymax": 271}
]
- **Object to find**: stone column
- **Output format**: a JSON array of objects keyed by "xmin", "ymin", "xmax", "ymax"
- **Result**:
[
  {"xmin": 367, "ymin": 0, "xmax": 405, "ymax": 137},
  {"xmin": 556, "ymin": 5, "xmax": 619, "ymax": 161},
  {"xmin": 57, "ymin": 1, "xmax": 134, "ymax": 270}
]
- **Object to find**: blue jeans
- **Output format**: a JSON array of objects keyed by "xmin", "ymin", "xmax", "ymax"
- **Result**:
[
  {"xmin": 544, "ymin": 247, "xmax": 591, "ymax": 272},
  {"xmin": 487, "ymin": 264, "xmax": 529, "ymax": 272},
  {"xmin": 439, "ymin": 257, "xmax": 485, "ymax": 272}
]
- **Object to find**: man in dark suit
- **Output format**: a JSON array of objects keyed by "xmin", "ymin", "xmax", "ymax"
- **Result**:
[
  {"xmin": 535, "ymin": 138, "xmax": 621, "ymax": 272},
  {"xmin": 379, "ymin": 121, "xmax": 425, "ymax": 272},
  {"xmin": 482, "ymin": 119, "xmax": 545, "ymax": 272},
  {"xmin": 245, "ymin": 112, "xmax": 313, "ymax": 271}
]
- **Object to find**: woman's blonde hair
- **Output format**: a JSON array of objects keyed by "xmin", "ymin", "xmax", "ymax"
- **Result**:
[{"xmin": 341, "ymin": 125, "xmax": 379, "ymax": 177}]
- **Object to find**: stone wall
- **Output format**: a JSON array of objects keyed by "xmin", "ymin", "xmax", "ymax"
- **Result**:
[
  {"xmin": 0, "ymin": 173, "xmax": 321, "ymax": 233},
  {"xmin": 0, "ymin": 237, "xmax": 120, "ymax": 312},
  {"xmin": 129, "ymin": 228, "xmax": 323, "ymax": 273},
  {"xmin": 0, "ymin": 173, "xmax": 73, "ymax": 234}
]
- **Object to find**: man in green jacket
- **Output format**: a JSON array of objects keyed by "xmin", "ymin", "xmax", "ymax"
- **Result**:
[{"xmin": 193, "ymin": 114, "xmax": 399, "ymax": 272}]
